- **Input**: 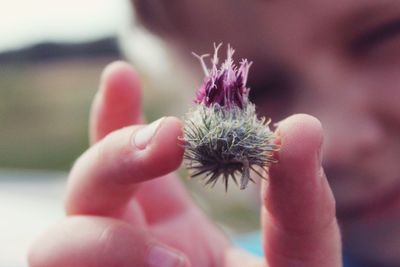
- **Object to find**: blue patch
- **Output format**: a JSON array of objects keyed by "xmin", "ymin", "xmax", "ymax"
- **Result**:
[{"xmin": 233, "ymin": 231, "xmax": 362, "ymax": 267}]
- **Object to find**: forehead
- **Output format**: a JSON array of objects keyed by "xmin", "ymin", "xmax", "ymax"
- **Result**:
[
  {"xmin": 167, "ymin": 0, "xmax": 400, "ymax": 83},
  {"xmin": 247, "ymin": 1, "xmax": 397, "ymax": 47},
  {"xmin": 180, "ymin": 0, "xmax": 399, "ymax": 52},
  {"xmin": 254, "ymin": 0, "xmax": 399, "ymax": 37}
]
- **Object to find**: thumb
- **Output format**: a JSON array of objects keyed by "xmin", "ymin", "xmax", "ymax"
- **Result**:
[{"xmin": 262, "ymin": 114, "xmax": 342, "ymax": 267}]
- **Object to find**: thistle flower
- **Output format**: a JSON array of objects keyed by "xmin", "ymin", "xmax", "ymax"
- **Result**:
[{"xmin": 182, "ymin": 44, "xmax": 278, "ymax": 191}]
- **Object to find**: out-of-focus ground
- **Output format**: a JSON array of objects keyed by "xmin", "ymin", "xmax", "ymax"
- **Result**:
[
  {"xmin": 0, "ymin": 170, "xmax": 65, "ymax": 267},
  {"xmin": 0, "ymin": 56, "xmax": 185, "ymax": 170},
  {"xmin": 0, "ymin": 41, "xmax": 261, "ymax": 267}
]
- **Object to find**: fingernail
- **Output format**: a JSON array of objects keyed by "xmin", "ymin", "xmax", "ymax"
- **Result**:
[
  {"xmin": 134, "ymin": 117, "xmax": 165, "ymax": 150},
  {"xmin": 147, "ymin": 245, "xmax": 187, "ymax": 267}
]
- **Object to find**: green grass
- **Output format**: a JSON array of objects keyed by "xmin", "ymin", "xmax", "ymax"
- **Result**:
[
  {"xmin": 0, "ymin": 59, "xmax": 105, "ymax": 170},
  {"xmin": 0, "ymin": 57, "xmax": 190, "ymax": 170}
]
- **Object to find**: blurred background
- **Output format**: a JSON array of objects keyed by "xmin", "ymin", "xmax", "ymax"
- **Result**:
[{"xmin": 0, "ymin": 1, "xmax": 261, "ymax": 266}]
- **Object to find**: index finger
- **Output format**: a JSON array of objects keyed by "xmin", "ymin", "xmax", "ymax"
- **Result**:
[
  {"xmin": 65, "ymin": 117, "xmax": 185, "ymax": 217},
  {"xmin": 262, "ymin": 114, "xmax": 342, "ymax": 267}
]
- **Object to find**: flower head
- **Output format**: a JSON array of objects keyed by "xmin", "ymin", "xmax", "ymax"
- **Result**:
[
  {"xmin": 182, "ymin": 44, "xmax": 278, "ymax": 191},
  {"xmin": 194, "ymin": 44, "xmax": 252, "ymax": 109}
]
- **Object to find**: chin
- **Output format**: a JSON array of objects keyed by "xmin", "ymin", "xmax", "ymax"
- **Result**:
[{"xmin": 340, "ymin": 212, "xmax": 400, "ymax": 267}]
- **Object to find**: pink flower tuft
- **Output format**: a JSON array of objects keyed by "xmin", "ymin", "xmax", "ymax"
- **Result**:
[{"xmin": 193, "ymin": 44, "xmax": 252, "ymax": 109}]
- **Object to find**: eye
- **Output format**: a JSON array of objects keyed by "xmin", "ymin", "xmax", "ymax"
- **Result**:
[
  {"xmin": 248, "ymin": 67, "xmax": 296, "ymax": 119},
  {"xmin": 248, "ymin": 69, "xmax": 294, "ymax": 103},
  {"xmin": 350, "ymin": 18, "xmax": 400, "ymax": 57}
]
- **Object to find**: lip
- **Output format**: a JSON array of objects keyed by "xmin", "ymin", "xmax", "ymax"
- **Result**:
[{"xmin": 336, "ymin": 179, "xmax": 400, "ymax": 222}]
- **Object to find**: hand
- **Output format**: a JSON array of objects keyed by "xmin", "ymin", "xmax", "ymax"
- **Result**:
[{"xmin": 28, "ymin": 62, "xmax": 342, "ymax": 267}]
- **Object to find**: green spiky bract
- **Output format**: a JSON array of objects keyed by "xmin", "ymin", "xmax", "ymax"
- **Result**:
[{"xmin": 183, "ymin": 103, "xmax": 278, "ymax": 191}]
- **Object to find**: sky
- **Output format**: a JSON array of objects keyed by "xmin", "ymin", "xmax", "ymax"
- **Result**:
[{"xmin": 0, "ymin": 0, "xmax": 131, "ymax": 52}]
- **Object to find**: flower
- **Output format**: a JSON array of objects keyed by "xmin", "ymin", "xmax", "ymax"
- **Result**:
[
  {"xmin": 194, "ymin": 44, "xmax": 251, "ymax": 109},
  {"xmin": 182, "ymin": 44, "xmax": 278, "ymax": 191}
]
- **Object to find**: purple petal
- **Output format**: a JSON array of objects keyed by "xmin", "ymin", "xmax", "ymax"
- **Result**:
[{"xmin": 194, "ymin": 45, "xmax": 252, "ymax": 109}]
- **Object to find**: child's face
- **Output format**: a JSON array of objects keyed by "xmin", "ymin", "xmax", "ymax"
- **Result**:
[
  {"xmin": 251, "ymin": 2, "xmax": 400, "ymax": 265},
  {"xmin": 170, "ymin": 0, "xmax": 400, "ymax": 265}
]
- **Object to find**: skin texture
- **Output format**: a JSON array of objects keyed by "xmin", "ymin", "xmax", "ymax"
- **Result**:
[
  {"xmin": 29, "ymin": 0, "xmax": 400, "ymax": 266},
  {"xmin": 28, "ymin": 62, "xmax": 341, "ymax": 267}
]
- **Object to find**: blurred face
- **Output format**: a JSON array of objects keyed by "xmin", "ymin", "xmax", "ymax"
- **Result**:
[
  {"xmin": 153, "ymin": 0, "xmax": 400, "ymax": 266},
  {"xmin": 248, "ymin": 2, "xmax": 400, "ymax": 266}
]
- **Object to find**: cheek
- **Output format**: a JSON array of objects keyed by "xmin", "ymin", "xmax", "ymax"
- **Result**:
[
  {"xmin": 356, "ymin": 41, "xmax": 400, "ymax": 119},
  {"xmin": 367, "ymin": 72, "xmax": 400, "ymax": 128}
]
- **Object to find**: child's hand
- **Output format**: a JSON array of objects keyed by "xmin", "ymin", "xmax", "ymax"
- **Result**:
[{"xmin": 28, "ymin": 62, "xmax": 342, "ymax": 267}]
